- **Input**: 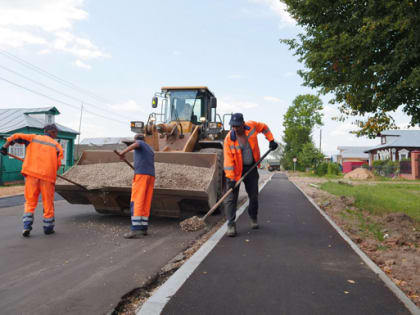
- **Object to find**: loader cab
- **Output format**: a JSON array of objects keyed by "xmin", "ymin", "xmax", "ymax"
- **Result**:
[{"xmin": 157, "ymin": 87, "xmax": 217, "ymax": 125}]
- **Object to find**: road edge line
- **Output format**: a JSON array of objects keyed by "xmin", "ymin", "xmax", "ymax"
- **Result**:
[
  {"xmin": 291, "ymin": 180, "xmax": 419, "ymax": 315},
  {"xmin": 137, "ymin": 174, "xmax": 273, "ymax": 315}
]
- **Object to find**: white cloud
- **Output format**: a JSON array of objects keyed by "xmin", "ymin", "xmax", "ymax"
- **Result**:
[
  {"xmin": 249, "ymin": 0, "xmax": 295, "ymax": 27},
  {"xmin": 263, "ymin": 96, "xmax": 283, "ymax": 103},
  {"xmin": 73, "ymin": 59, "xmax": 91, "ymax": 70},
  {"xmin": 322, "ymin": 104, "xmax": 340, "ymax": 119},
  {"xmin": 0, "ymin": 1, "xmax": 108, "ymax": 61},
  {"xmin": 330, "ymin": 123, "xmax": 355, "ymax": 137},
  {"xmin": 172, "ymin": 50, "xmax": 181, "ymax": 56},
  {"xmin": 0, "ymin": 27, "xmax": 47, "ymax": 47}
]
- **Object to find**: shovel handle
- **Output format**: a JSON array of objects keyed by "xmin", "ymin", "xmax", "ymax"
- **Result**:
[
  {"xmin": 113, "ymin": 150, "xmax": 135, "ymax": 170},
  {"xmin": 202, "ymin": 149, "xmax": 272, "ymax": 221},
  {"xmin": 7, "ymin": 152, "xmax": 88, "ymax": 190}
]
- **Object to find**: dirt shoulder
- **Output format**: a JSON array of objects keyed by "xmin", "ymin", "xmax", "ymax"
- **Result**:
[
  {"xmin": 0, "ymin": 185, "xmax": 24, "ymax": 198},
  {"xmin": 288, "ymin": 173, "xmax": 420, "ymax": 308}
]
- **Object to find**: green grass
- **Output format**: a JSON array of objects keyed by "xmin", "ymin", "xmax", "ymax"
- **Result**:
[{"xmin": 320, "ymin": 182, "xmax": 420, "ymax": 222}]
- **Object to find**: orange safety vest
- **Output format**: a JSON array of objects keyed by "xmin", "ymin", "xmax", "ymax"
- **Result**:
[
  {"xmin": 223, "ymin": 121, "xmax": 274, "ymax": 181},
  {"xmin": 7, "ymin": 133, "xmax": 64, "ymax": 183}
]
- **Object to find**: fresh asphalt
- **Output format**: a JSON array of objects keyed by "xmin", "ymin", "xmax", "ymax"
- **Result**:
[{"xmin": 161, "ymin": 174, "xmax": 411, "ymax": 315}]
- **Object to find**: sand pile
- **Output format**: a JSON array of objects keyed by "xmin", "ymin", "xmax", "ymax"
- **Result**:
[
  {"xmin": 57, "ymin": 162, "xmax": 214, "ymax": 190},
  {"xmin": 344, "ymin": 168, "xmax": 375, "ymax": 180}
]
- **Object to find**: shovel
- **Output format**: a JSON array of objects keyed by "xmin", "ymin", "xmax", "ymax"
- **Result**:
[
  {"xmin": 180, "ymin": 148, "xmax": 273, "ymax": 232},
  {"xmin": 113, "ymin": 150, "xmax": 134, "ymax": 170},
  {"xmin": 7, "ymin": 152, "xmax": 88, "ymax": 190}
]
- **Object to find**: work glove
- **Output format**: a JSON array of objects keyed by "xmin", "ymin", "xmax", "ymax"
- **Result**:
[
  {"xmin": 269, "ymin": 140, "xmax": 278, "ymax": 151},
  {"xmin": 227, "ymin": 179, "xmax": 236, "ymax": 190},
  {"xmin": 0, "ymin": 146, "xmax": 7, "ymax": 156}
]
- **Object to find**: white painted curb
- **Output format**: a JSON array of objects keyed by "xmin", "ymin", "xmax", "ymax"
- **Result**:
[
  {"xmin": 137, "ymin": 175, "xmax": 273, "ymax": 315},
  {"xmin": 292, "ymin": 180, "xmax": 419, "ymax": 315}
]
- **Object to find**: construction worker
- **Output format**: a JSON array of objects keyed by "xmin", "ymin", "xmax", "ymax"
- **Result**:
[
  {"xmin": 118, "ymin": 133, "xmax": 155, "ymax": 239},
  {"xmin": 223, "ymin": 113, "xmax": 278, "ymax": 237},
  {"xmin": 0, "ymin": 124, "xmax": 63, "ymax": 237}
]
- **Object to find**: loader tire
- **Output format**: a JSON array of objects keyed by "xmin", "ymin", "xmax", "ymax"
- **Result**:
[{"xmin": 199, "ymin": 148, "xmax": 225, "ymax": 215}]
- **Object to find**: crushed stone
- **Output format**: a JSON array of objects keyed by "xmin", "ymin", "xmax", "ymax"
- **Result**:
[{"xmin": 57, "ymin": 162, "xmax": 214, "ymax": 191}]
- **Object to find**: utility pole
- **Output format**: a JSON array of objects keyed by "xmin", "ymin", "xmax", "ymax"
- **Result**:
[
  {"xmin": 76, "ymin": 103, "xmax": 83, "ymax": 161},
  {"xmin": 319, "ymin": 128, "xmax": 322, "ymax": 151}
]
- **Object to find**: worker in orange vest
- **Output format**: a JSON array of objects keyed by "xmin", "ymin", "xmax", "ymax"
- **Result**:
[
  {"xmin": 117, "ymin": 133, "xmax": 155, "ymax": 239},
  {"xmin": 1, "ymin": 124, "xmax": 63, "ymax": 237},
  {"xmin": 223, "ymin": 113, "xmax": 278, "ymax": 237}
]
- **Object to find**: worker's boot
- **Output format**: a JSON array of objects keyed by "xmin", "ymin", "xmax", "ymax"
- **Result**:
[
  {"xmin": 250, "ymin": 218, "xmax": 259, "ymax": 230},
  {"xmin": 226, "ymin": 224, "xmax": 237, "ymax": 237},
  {"xmin": 22, "ymin": 229, "xmax": 31, "ymax": 237},
  {"xmin": 123, "ymin": 230, "xmax": 147, "ymax": 239}
]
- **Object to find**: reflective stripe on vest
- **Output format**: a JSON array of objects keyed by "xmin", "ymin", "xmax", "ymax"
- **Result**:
[{"xmin": 32, "ymin": 138, "xmax": 59, "ymax": 152}]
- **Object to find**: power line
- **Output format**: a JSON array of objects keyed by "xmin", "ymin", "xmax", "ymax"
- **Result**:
[
  {"xmin": 0, "ymin": 64, "xmax": 135, "ymax": 121},
  {"xmin": 0, "ymin": 76, "xmax": 128, "ymax": 126},
  {"xmin": 0, "ymin": 49, "xmax": 114, "ymax": 105}
]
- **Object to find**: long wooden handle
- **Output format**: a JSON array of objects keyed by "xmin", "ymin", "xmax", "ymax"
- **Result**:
[
  {"xmin": 202, "ymin": 149, "xmax": 272, "ymax": 221},
  {"xmin": 113, "ymin": 150, "xmax": 135, "ymax": 170},
  {"xmin": 7, "ymin": 152, "xmax": 88, "ymax": 190}
]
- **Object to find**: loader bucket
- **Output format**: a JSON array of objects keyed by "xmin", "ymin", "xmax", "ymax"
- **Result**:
[{"xmin": 55, "ymin": 150, "xmax": 219, "ymax": 218}]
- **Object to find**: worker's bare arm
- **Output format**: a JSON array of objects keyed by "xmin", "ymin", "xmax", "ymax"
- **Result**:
[{"xmin": 118, "ymin": 142, "xmax": 140, "ymax": 157}]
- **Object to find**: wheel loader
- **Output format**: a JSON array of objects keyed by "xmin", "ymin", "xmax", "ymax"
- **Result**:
[{"xmin": 56, "ymin": 86, "xmax": 230, "ymax": 217}]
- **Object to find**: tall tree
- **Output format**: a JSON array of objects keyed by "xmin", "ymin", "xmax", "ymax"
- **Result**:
[
  {"xmin": 281, "ymin": 0, "xmax": 420, "ymax": 137},
  {"xmin": 282, "ymin": 94, "xmax": 323, "ymax": 170}
]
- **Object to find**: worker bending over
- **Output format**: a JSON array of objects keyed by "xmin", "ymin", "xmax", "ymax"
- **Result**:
[
  {"xmin": 1, "ymin": 124, "xmax": 63, "ymax": 237},
  {"xmin": 223, "ymin": 113, "xmax": 278, "ymax": 237},
  {"xmin": 118, "ymin": 133, "xmax": 155, "ymax": 239}
]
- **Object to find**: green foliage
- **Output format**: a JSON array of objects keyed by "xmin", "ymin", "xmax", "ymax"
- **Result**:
[
  {"xmin": 372, "ymin": 159, "xmax": 399, "ymax": 177},
  {"xmin": 283, "ymin": 94, "xmax": 323, "ymax": 130},
  {"xmin": 281, "ymin": 94, "xmax": 324, "ymax": 170},
  {"xmin": 297, "ymin": 142, "xmax": 324, "ymax": 171},
  {"xmin": 315, "ymin": 161, "xmax": 329, "ymax": 176},
  {"xmin": 327, "ymin": 162, "xmax": 340, "ymax": 175},
  {"xmin": 280, "ymin": 0, "xmax": 420, "ymax": 137}
]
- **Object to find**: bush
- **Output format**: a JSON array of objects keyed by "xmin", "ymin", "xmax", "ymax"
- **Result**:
[
  {"xmin": 315, "ymin": 161, "xmax": 329, "ymax": 176},
  {"xmin": 372, "ymin": 159, "xmax": 399, "ymax": 177},
  {"xmin": 327, "ymin": 162, "xmax": 340, "ymax": 175}
]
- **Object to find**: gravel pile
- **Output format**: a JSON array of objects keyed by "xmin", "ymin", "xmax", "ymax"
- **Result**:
[
  {"xmin": 179, "ymin": 216, "xmax": 206, "ymax": 232},
  {"xmin": 57, "ymin": 162, "xmax": 214, "ymax": 191}
]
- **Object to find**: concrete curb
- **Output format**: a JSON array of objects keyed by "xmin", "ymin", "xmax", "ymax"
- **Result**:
[
  {"xmin": 291, "ymin": 180, "xmax": 419, "ymax": 315},
  {"xmin": 137, "ymin": 175, "xmax": 273, "ymax": 315}
]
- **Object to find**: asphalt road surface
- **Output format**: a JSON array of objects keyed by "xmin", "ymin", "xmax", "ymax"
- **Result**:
[
  {"xmin": 0, "ymin": 171, "xmax": 272, "ymax": 315},
  {"xmin": 162, "ymin": 174, "xmax": 410, "ymax": 315}
]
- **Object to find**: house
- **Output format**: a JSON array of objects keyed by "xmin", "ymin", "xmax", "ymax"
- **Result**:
[
  {"xmin": 336, "ymin": 146, "xmax": 370, "ymax": 173},
  {"xmin": 364, "ymin": 130, "xmax": 420, "ymax": 180},
  {"xmin": 364, "ymin": 130, "xmax": 420, "ymax": 163},
  {"xmin": 75, "ymin": 137, "xmax": 131, "ymax": 160},
  {"xmin": 0, "ymin": 107, "xmax": 79, "ymax": 185}
]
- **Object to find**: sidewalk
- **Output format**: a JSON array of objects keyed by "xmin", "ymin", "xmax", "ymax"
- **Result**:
[{"xmin": 141, "ymin": 173, "xmax": 413, "ymax": 315}]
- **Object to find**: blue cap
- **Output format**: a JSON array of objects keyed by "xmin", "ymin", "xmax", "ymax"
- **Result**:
[{"xmin": 229, "ymin": 113, "xmax": 244, "ymax": 126}]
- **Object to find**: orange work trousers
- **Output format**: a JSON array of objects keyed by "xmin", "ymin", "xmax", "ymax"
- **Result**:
[
  {"xmin": 23, "ymin": 175, "xmax": 55, "ymax": 233},
  {"xmin": 130, "ymin": 174, "xmax": 155, "ymax": 231}
]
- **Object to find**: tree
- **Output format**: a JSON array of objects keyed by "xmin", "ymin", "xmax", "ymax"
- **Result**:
[
  {"xmin": 281, "ymin": 94, "xmax": 323, "ymax": 170},
  {"xmin": 297, "ymin": 142, "xmax": 324, "ymax": 171},
  {"xmin": 281, "ymin": 0, "xmax": 420, "ymax": 137}
]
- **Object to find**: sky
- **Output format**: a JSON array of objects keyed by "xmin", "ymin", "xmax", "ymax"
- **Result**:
[{"xmin": 0, "ymin": 0, "xmax": 416, "ymax": 156}]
